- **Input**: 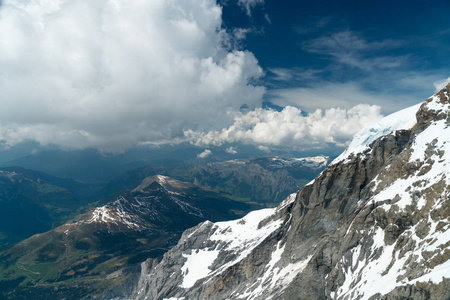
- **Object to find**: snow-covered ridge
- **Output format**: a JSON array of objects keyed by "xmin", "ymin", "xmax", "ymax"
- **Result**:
[
  {"xmin": 333, "ymin": 86, "xmax": 450, "ymax": 166},
  {"xmin": 332, "ymin": 103, "xmax": 422, "ymax": 165},
  {"xmin": 67, "ymin": 179, "xmax": 205, "ymax": 231},
  {"xmin": 292, "ymin": 155, "xmax": 328, "ymax": 164},
  {"xmin": 268, "ymin": 155, "xmax": 329, "ymax": 169},
  {"xmin": 335, "ymin": 88, "xmax": 450, "ymax": 299},
  {"xmin": 70, "ymin": 195, "xmax": 150, "ymax": 230},
  {"xmin": 217, "ymin": 155, "xmax": 329, "ymax": 169}
]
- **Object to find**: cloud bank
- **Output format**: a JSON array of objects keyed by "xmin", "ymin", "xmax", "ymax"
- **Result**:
[
  {"xmin": 0, "ymin": 0, "xmax": 264, "ymax": 152},
  {"xmin": 185, "ymin": 104, "xmax": 383, "ymax": 150}
]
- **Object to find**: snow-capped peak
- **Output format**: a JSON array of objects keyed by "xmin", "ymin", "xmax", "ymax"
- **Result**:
[
  {"xmin": 333, "ymin": 83, "xmax": 450, "ymax": 166},
  {"xmin": 331, "ymin": 103, "xmax": 422, "ymax": 165}
]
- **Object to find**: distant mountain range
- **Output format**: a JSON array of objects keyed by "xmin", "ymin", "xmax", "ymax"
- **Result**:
[
  {"xmin": 1, "ymin": 143, "xmax": 335, "ymax": 185},
  {"xmin": 104, "ymin": 156, "xmax": 329, "ymax": 205}
]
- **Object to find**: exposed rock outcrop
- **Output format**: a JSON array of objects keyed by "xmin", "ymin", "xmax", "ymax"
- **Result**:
[{"xmin": 123, "ymin": 84, "xmax": 450, "ymax": 300}]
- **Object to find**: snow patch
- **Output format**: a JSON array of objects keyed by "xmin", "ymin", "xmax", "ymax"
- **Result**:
[
  {"xmin": 88, "ymin": 206, "xmax": 115, "ymax": 223},
  {"xmin": 180, "ymin": 249, "xmax": 220, "ymax": 288}
]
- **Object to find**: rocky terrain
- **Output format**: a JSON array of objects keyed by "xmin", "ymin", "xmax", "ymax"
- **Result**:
[
  {"xmin": 0, "ymin": 176, "xmax": 252, "ymax": 299},
  {"xmin": 119, "ymin": 84, "xmax": 450, "ymax": 299}
]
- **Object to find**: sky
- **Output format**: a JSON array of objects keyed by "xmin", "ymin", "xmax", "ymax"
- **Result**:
[{"xmin": 0, "ymin": 0, "xmax": 449, "ymax": 156}]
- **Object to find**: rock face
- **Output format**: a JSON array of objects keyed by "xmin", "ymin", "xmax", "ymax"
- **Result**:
[{"xmin": 125, "ymin": 84, "xmax": 450, "ymax": 300}]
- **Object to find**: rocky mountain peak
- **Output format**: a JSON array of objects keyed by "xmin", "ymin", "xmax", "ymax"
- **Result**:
[
  {"xmin": 132, "ymin": 175, "xmax": 193, "ymax": 193},
  {"xmin": 122, "ymin": 85, "xmax": 450, "ymax": 300},
  {"xmin": 416, "ymin": 82, "xmax": 450, "ymax": 127}
]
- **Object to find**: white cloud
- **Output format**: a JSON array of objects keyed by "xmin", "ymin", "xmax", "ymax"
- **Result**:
[
  {"xmin": 0, "ymin": 0, "xmax": 264, "ymax": 152},
  {"xmin": 258, "ymin": 145, "xmax": 270, "ymax": 152},
  {"xmin": 197, "ymin": 149, "xmax": 212, "ymax": 158},
  {"xmin": 225, "ymin": 146, "xmax": 237, "ymax": 154},
  {"xmin": 237, "ymin": 0, "xmax": 264, "ymax": 16},
  {"xmin": 433, "ymin": 77, "xmax": 450, "ymax": 92},
  {"xmin": 185, "ymin": 104, "xmax": 383, "ymax": 150}
]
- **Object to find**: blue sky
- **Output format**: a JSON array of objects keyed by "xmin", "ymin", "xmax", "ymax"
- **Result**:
[
  {"xmin": 0, "ymin": 0, "xmax": 448, "ymax": 156},
  {"xmin": 222, "ymin": 0, "xmax": 450, "ymax": 113}
]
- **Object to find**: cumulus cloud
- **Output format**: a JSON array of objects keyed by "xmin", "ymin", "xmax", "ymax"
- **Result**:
[
  {"xmin": 225, "ymin": 146, "xmax": 237, "ymax": 154},
  {"xmin": 0, "ymin": 0, "xmax": 264, "ymax": 152},
  {"xmin": 197, "ymin": 149, "xmax": 213, "ymax": 158},
  {"xmin": 185, "ymin": 104, "xmax": 383, "ymax": 150}
]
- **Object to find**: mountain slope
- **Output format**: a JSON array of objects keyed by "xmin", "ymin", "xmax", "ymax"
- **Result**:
[
  {"xmin": 0, "ymin": 167, "xmax": 101, "ymax": 249},
  {"xmin": 126, "ymin": 84, "xmax": 450, "ymax": 299},
  {"xmin": 0, "ymin": 176, "xmax": 252, "ymax": 299}
]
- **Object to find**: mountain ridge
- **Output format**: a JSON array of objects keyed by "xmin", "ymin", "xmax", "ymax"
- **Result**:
[{"xmin": 122, "ymin": 83, "xmax": 450, "ymax": 299}]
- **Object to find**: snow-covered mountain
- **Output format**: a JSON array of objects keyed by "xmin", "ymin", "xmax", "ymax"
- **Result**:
[
  {"xmin": 71, "ymin": 175, "xmax": 207, "ymax": 232},
  {"xmin": 259, "ymin": 155, "xmax": 329, "ymax": 170},
  {"xmin": 120, "ymin": 83, "xmax": 450, "ymax": 299}
]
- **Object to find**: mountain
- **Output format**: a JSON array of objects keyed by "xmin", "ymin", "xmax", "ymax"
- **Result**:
[
  {"xmin": 0, "ymin": 142, "xmax": 335, "ymax": 185},
  {"xmin": 0, "ymin": 175, "xmax": 253, "ymax": 299},
  {"xmin": 119, "ymin": 84, "xmax": 450, "ymax": 299},
  {"xmin": 0, "ymin": 167, "xmax": 101, "ymax": 249},
  {"xmin": 104, "ymin": 155, "xmax": 329, "ymax": 206}
]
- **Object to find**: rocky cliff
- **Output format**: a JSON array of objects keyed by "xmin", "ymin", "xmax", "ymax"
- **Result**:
[{"xmin": 120, "ymin": 84, "xmax": 450, "ymax": 300}]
